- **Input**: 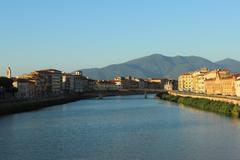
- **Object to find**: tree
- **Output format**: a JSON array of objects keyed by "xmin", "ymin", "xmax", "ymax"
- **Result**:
[
  {"xmin": 0, "ymin": 77, "xmax": 17, "ymax": 99},
  {"xmin": 0, "ymin": 77, "xmax": 13, "ymax": 88}
]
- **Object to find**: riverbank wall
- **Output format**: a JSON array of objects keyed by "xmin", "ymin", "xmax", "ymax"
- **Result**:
[
  {"xmin": 169, "ymin": 91, "xmax": 240, "ymax": 105},
  {"xmin": 0, "ymin": 90, "xmax": 145, "ymax": 116},
  {"xmin": 157, "ymin": 91, "xmax": 240, "ymax": 117}
]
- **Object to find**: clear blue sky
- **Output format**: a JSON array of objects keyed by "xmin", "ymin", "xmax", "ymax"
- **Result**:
[{"xmin": 1, "ymin": 0, "xmax": 240, "ymax": 76}]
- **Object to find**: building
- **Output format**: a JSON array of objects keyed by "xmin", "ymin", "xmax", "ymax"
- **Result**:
[
  {"xmin": 6, "ymin": 66, "xmax": 12, "ymax": 78},
  {"xmin": 164, "ymin": 80, "xmax": 178, "ymax": 91},
  {"xmin": 205, "ymin": 71, "xmax": 236, "ymax": 96},
  {"xmin": 145, "ymin": 78, "xmax": 169, "ymax": 89},
  {"xmin": 17, "ymin": 69, "xmax": 62, "ymax": 96},
  {"xmin": 17, "ymin": 72, "xmax": 47, "ymax": 96},
  {"xmin": 235, "ymin": 77, "xmax": 240, "ymax": 97},
  {"xmin": 204, "ymin": 69, "xmax": 231, "ymax": 80},
  {"xmin": 192, "ymin": 68, "xmax": 209, "ymax": 94},
  {"xmin": 62, "ymin": 73, "xmax": 75, "ymax": 93},
  {"xmin": 71, "ymin": 71, "xmax": 92, "ymax": 93},
  {"xmin": 74, "ymin": 76, "xmax": 88, "ymax": 92},
  {"xmin": 35, "ymin": 69, "xmax": 62, "ymax": 95},
  {"xmin": 13, "ymin": 78, "xmax": 36, "ymax": 99},
  {"xmin": 221, "ymin": 76, "xmax": 236, "ymax": 96},
  {"xmin": 178, "ymin": 72, "xmax": 193, "ymax": 92},
  {"xmin": 204, "ymin": 69, "xmax": 232, "ymax": 95},
  {"xmin": 164, "ymin": 81, "xmax": 173, "ymax": 91},
  {"xmin": 114, "ymin": 76, "xmax": 139, "ymax": 89},
  {"xmin": 95, "ymin": 80, "xmax": 119, "ymax": 91}
]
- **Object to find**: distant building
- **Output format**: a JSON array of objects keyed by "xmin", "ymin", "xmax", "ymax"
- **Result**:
[
  {"xmin": 71, "ymin": 71, "xmax": 94, "ymax": 93},
  {"xmin": 164, "ymin": 81, "xmax": 173, "ymax": 91},
  {"xmin": 114, "ymin": 76, "xmax": 139, "ymax": 89},
  {"xmin": 95, "ymin": 80, "xmax": 119, "ymax": 91},
  {"xmin": 163, "ymin": 80, "xmax": 177, "ymax": 91},
  {"xmin": 146, "ymin": 78, "xmax": 168, "ymax": 89}
]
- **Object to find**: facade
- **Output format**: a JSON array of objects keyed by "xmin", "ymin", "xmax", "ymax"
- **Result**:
[
  {"xmin": 72, "ymin": 71, "xmax": 93, "ymax": 93},
  {"xmin": 13, "ymin": 79, "xmax": 36, "ymax": 99},
  {"xmin": 192, "ymin": 68, "xmax": 209, "ymax": 94},
  {"xmin": 204, "ymin": 71, "xmax": 236, "ymax": 96},
  {"xmin": 114, "ymin": 76, "xmax": 139, "ymax": 89},
  {"xmin": 62, "ymin": 73, "xmax": 75, "ymax": 93},
  {"xmin": 17, "ymin": 72, "xmax": 47, "ymax": 96},
  {"xmin": 35, "ymin": 69, "xmax": 62, "ymax": 95},
  {"xmin": 73, "ymin": 76, "xmax": 87, "ymax": 93},
  {"xmin": 17, "ymin": 69, "xmax": 62, "ymax": 96},
  {"xmin": 95, "ymin": 80, "xmax": 118, "ymax": 91},
  {"xmin": 221, "ymin": 76, "xmax": 236, "ymax": 96},
  {"xmin": 178, "ymin": 68, "xmax": 237, "ymax": 96},
  {"xmin": 87, "ymin": 79, "xmax": 96, "ymax": 92},
  {"xmin": 178, "ymin": 72, "xmax": 193, "ymax": 92},
  {"xmin": 235, "ymin": 77, "xmax": 240, "ymax": 97},
  {"xmin": 147, "ymin": 78, "xmax": 168, "ymax": 89}
]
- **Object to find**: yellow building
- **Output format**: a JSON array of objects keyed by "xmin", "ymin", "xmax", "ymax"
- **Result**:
[
  {"xmin": 192, "ymin": 68, "xmax": 209, "ymax": 94},
  {"xmin": 178, "ymin": 72, "xmax": 193, "ymax": 92}
]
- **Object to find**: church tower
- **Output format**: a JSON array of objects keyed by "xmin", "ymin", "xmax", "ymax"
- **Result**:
[{"xmin": 6, "ymin": 66, "xmax": 12, "ymax": 78}]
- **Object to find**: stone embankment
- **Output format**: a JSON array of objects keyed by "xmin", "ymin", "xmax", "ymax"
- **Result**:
[
  {"xmin": 0, "ymin": 90, "xmax": 145, "ymax": 116},
  {"xmin": 169, "ymin": 91, "xmax": 240, "ymax": 105}
]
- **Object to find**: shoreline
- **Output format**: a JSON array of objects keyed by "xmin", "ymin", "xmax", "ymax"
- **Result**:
[
  {"xmin": 0, "ymin": 90, "xmax": 146, "ymax": 116},
  {"xmin": 156, "ymin": 92, "xmax": 240, "ymax": 118}
]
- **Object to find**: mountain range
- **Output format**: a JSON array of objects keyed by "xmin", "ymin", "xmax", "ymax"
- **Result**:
[{"xmin": 81, "ymin": 54, "xmax": 240, "ymax": 80}]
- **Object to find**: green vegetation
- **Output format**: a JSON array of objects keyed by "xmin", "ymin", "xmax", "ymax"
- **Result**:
[{"xmin": 157, "ymin": 93, "xmax": 240, "ymax": 117}]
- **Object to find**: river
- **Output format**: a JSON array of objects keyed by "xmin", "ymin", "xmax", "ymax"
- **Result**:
[{"xmin": 0, "ymin": 94, "xmax": 240, "ymax": 160}]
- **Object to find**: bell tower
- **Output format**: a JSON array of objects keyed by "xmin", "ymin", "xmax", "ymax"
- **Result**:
[{"xmin": 6, "ymin": 66, "xmax": 12, "ymax": 78}]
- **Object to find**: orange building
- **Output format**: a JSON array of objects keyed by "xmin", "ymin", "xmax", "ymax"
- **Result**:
[{"xmin": 205, "ymin": 71, "xmax": 236, "ymax": 96}]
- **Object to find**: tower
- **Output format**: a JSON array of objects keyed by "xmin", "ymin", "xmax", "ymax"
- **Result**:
[{"xmin": 6, "ymin": 66, "xmax": 12, "ymax": 78}]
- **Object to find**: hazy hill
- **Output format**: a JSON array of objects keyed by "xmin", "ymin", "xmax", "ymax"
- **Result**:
[
  {"xmin": 215, "ymin": 58, "xmax": 240, "ymax": 73},
  {"xmin": 81, "ymin": 54, "xmax": 240, "ymax": 80}
]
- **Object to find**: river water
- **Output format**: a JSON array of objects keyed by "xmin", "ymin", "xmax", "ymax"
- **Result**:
[{"xmin": 0, "ymin": 94, "xmax": 240, "ymax": 160}]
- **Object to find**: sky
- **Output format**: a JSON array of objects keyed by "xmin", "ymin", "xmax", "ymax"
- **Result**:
[{"xmin": 0, "ymin": 0, "xmax": 240, "ymax": 76}]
